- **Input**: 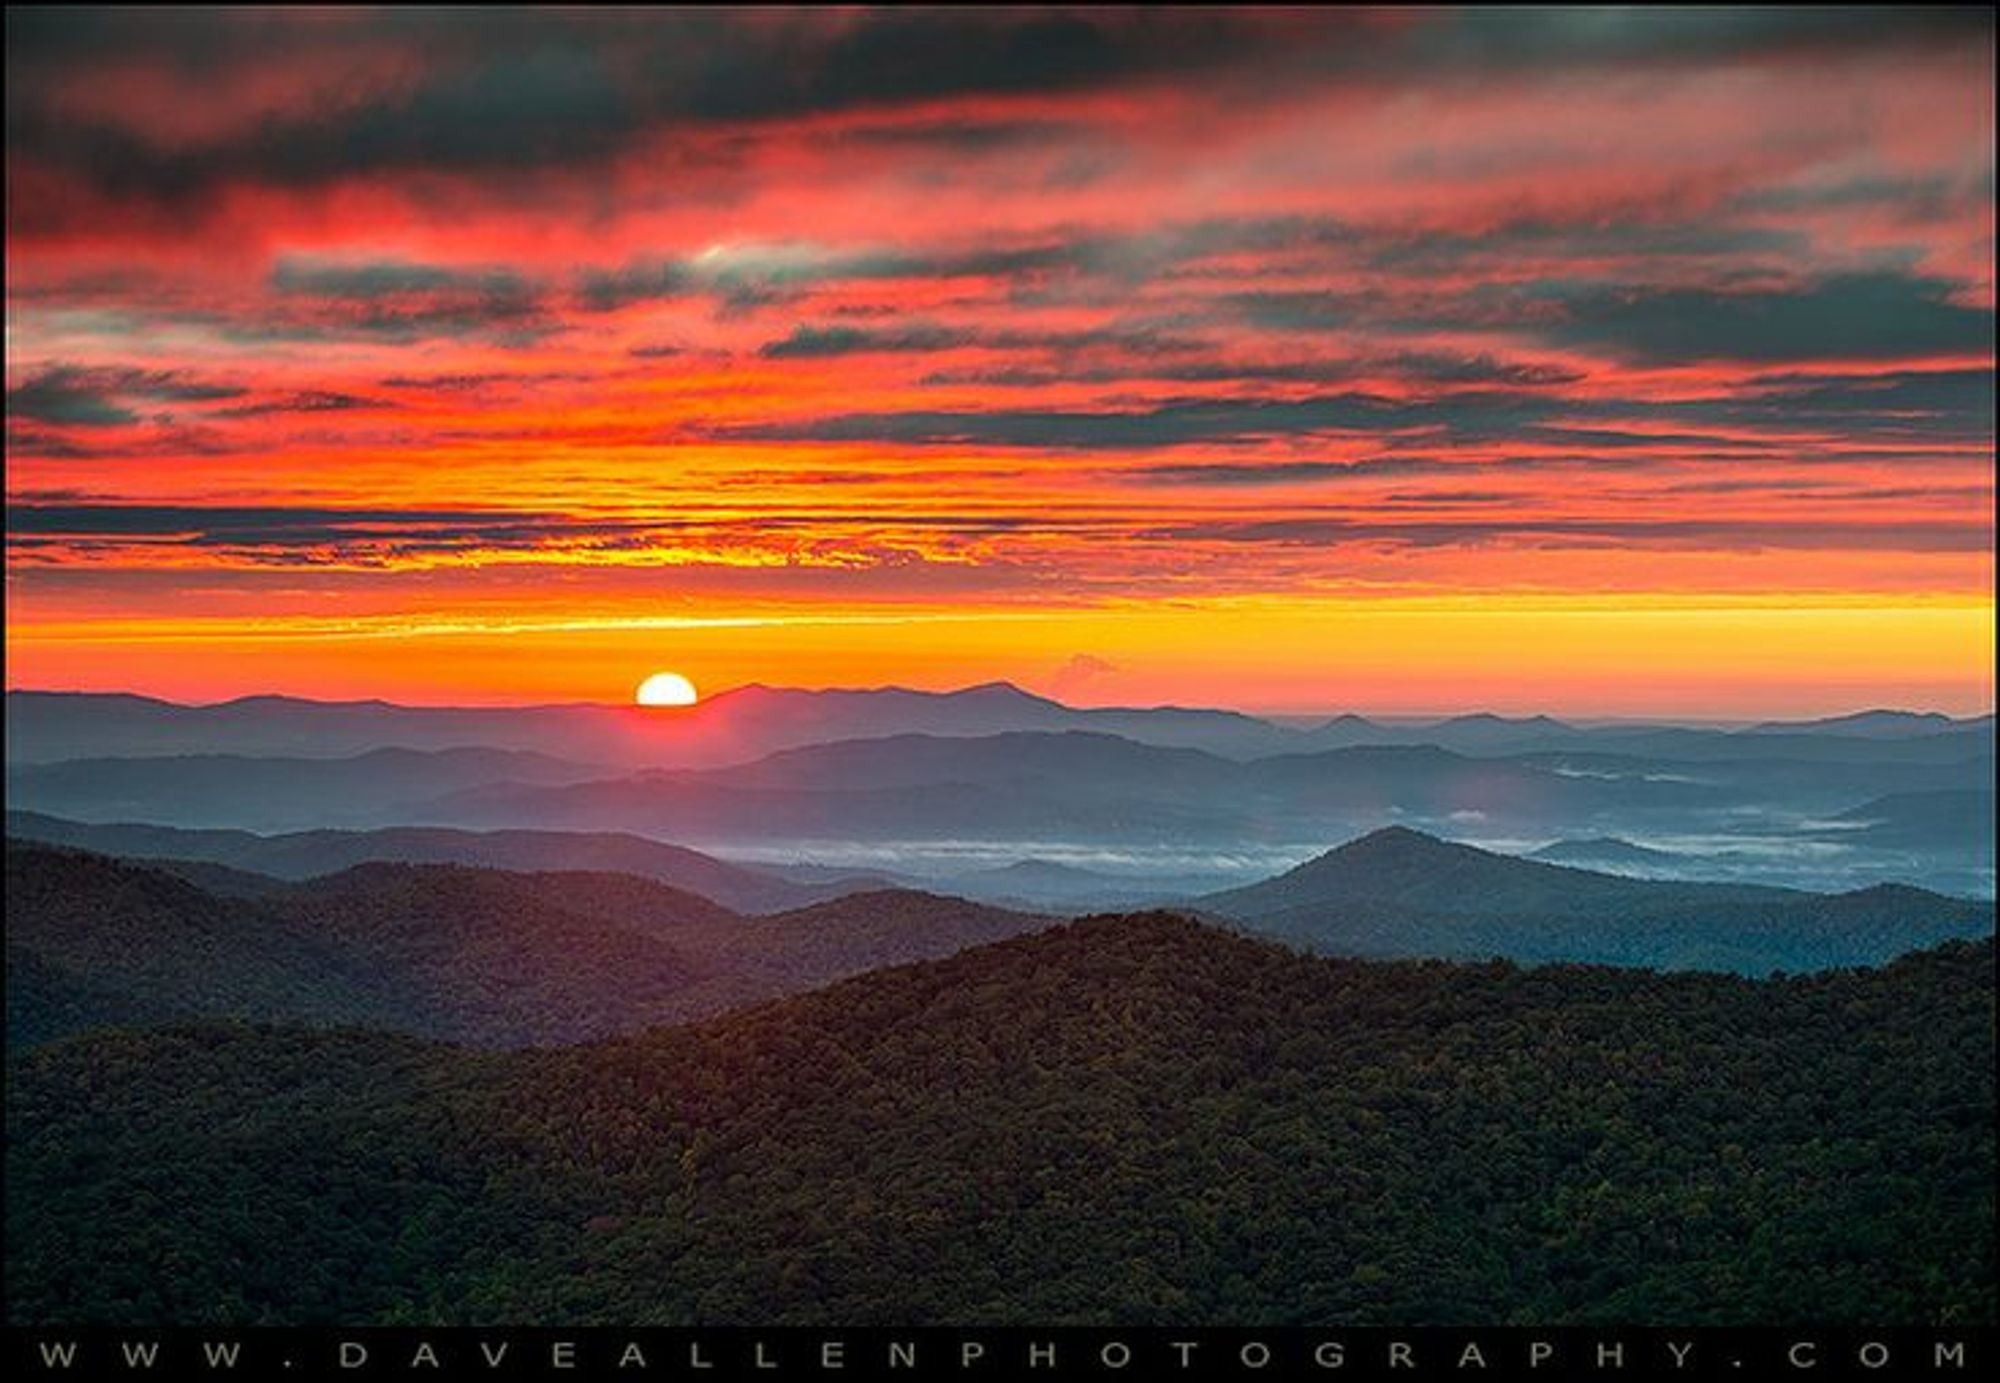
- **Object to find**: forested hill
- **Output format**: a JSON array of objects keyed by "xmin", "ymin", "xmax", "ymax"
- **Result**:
[
  {"xmin": 3, "ymin": 811, "xmax": 869, "ymax": 914},
  {"xmin": 9, "ymin": 913, "xmax": 1991, "ymax": 1327},
  {"xmin": 1201, "ymin": 826, "xmax": 1994, "ymax": 972},
  {"xmin": 4, "ymin": 842, "xmax": 1050, "ymax": 1047}
]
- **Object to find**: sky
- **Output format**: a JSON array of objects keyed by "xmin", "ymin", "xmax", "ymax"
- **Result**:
[{"xmin": 5, "ymin": 6, "xmax": 1995, "ymax": 716}]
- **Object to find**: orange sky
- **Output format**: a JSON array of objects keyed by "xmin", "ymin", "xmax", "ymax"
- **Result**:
[{"xmin": 6, "ymin": 8, "xmax": 1994, "ymax": 715}]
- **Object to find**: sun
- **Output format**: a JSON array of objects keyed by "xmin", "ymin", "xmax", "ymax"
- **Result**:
[{"xmin": 635, "ymin": 671, "xmax": 699, "ymax": 707}]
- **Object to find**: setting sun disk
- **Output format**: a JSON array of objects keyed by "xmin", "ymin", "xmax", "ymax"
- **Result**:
[{"xmin": 635, "ymin": 672, "xmax": 699, "ymax": 707}]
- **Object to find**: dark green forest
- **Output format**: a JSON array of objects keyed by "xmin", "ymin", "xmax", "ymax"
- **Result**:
[
  {"xmin": 5, "ymin": 842, "xmax": 1050, "ymax": 1047},
  {"xmin": 8, "ymin": 913, "xmax": 1992, "ymax": 1327}
]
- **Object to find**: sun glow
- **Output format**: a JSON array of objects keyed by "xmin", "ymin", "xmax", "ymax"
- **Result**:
[{"xmin": 635, "ymin": 671, "xmax": 699, "ymax": 707}]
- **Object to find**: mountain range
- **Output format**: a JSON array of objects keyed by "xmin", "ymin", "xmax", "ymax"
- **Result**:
[
  {"xmin": 10, "ymin": 689, "xmax": 1989, "ymax": 884},
  {"xmin": 6, "ymin": 746, "xmax": 608, "ymax": 831},
  {"xmin": 26, "ymin": 729, "xmax": 1982, "ymax": 844},
  {"xmin": 9, "ymin": 687, "xmax": 1990, "ymax": 911},
  {"xmin": 5, "ymin": 842, "xmax": 1049, "ymax": 1048},
  {"xmin": 10, "ymin": 824, "xmax": 1991, "ymax": 1057},
  {"xmin": 4, "ymin": 683, "xmax": 1291, "ymax": 766},
  {"xmin": 11, "ymin": 686, "xmax": 1992, "ymax": 768}
]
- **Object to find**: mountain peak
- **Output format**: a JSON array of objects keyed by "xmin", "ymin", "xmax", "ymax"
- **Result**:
[
  {"xmin": 950, "ymin": 680, "xmax": 1054, "ymax": 705},
  {"xmin": 1202, "ymin": 825, "xmax": 1647, "ymax": 924},
  {"xmin": 1433, "ymin": 712, "xmax": 1570, "ymax": 731},
  {"xmin": 1336, "ymin": 823, "xmax": 1447, "ymax": 852}
]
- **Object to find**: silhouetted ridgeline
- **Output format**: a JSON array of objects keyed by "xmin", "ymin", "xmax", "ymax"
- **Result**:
[
  {"xmin": 10, "ymin": 694, "xmax": 1991, "ymax": 843},
  {"xmin": 6, "ymin": 915, "xmax": 1992, "ymax": 1326},
  {"xmin": 10, "ymin": 687, "xmax": 1990, "ymax": 766}
]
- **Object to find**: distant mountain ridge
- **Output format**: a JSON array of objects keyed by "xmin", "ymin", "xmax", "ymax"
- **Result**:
[
  {"xmin": 6, "ymin": 746, "xmax": 608, "ymax": 830},
  {"xmin": 11, "ymin": 686, "xmax": 1991, "ymax": 768},
  {"xmin": 1527, "ymin": 836, "xmax": 1688, "ymax": 869},
  {"xmin": 4, "ymin": 812, "xmax": 871, "ymax": 914},
  {"xmin": 1822, "ymin": 789, "xmax": 1997, "ymax": 851},
  {"xmin": 1743, "ymin": 709, "xmax": 1971, "ymax": 738},
  {"xmin": 21, "ymin": 722, "xmax": 1986, "ymax": 845},
  {"xmin": 4, "ymin": 684, "xmax": 1296, "ymax": 766},
  {"xmin": 405, "ymin": 734, "xmax": 1738, "ymax": 845},
  {"xmin": 8, "ymin": 688, "xmax": 1988, "ymax": 902}
]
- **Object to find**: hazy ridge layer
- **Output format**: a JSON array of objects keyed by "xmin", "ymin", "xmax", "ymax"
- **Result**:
[{"xmin": 8, "ymin": 689, "xmax": 1991, "ymax": 904}]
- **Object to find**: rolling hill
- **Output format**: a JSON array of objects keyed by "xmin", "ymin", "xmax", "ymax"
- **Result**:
[
  {"xmin": 7, "ymin": 914, "xmax": 1990, "ymax": 1325},
  {"xmin": 4, "ymin": 843, "xmax": 1051, "ymax": 1048}
]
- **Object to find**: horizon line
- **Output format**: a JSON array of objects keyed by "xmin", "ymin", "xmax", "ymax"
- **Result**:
[{"xmin": 5, "ymin": 682, "xmax": 1992, "ymax": 727}]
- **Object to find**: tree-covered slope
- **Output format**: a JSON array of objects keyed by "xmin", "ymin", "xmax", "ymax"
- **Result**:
[
  {"xmin": 1207, "ymin": 826, "xmax": 1792, "ymax": 919},
  {"xmin": 8, "ymin": 915, "xmax": 1990, "ymax": 1327},
  {"xmin": 1203, "ymin": 827, "xmax": 1993, "ymax": 972},
  {"xmin": 4, "ymin": 843, "xmax": 1049, "ymax": 1047},
  {"xmin": 4, "ymin": 844, "xmax": 404, "ymax": 1042}
]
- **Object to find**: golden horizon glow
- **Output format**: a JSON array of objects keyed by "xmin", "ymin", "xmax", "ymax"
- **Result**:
[{"xmin": 6, "ymin": 594, "xmax": 1992, "ymax": 720}]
